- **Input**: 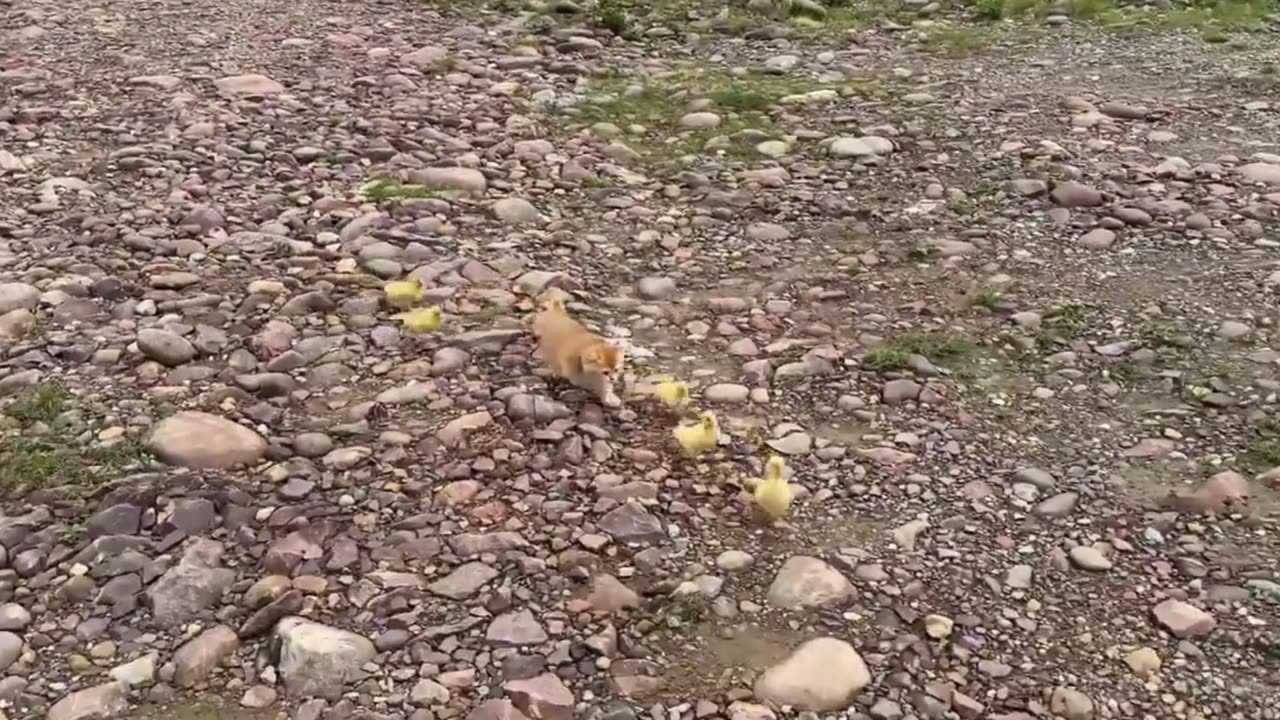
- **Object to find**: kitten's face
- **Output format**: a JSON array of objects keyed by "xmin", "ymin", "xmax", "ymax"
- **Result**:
[{"xmin": 585, "ymin": 342, "xmax": 623, "ymax": 377}]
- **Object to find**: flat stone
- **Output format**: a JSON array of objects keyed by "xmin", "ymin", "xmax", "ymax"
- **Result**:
[
  {"xmin": 703, "ymin": 383, "xmax": 750, "ymax": 404},
  {"xmin": 149, "ymin": 411, "xmax": 267, "ymax": 469},
  {"xmin": 0, "ymin": 283, "xmax": 39, "ymax": 314},
  {"xmin": 598, "ymin": 502, "xmax": 665, "ymax": 544},
  {"xmin": 492, "ymin": 197, "xmax": 541, "ymax": 224},
  {"xmin": 636, "ymin": 276, "xmax": 677, "ymax": 300},
  {"xmin": 1124, "ymin": 647, "xmax": 1161, "ymax": 677},
  {"xmin": 679, "ymin": 112, "xmax": 721, "ymax": 129},
  {"xmin": 882, "ymin": 379, "xmax": 922, "ymax": 404},
  {"xmin": 485, "ymin": 609, "xmax": 548, "ymax": 646},
  {"xmin": 436, "ymin": 410, "xmax": 493, "ymax": 448},
  {"xmin": 766, "ymin": 556, "xmax": 855, "ymax": 610},
  {"xmin": 1068, "ymin": 546, "xmax": 1112, "ymax": 571},
  {"xmin": 146, "ymin": 538, "xmax": 235, "ymax": 628},
  {"xmin": 173, "ymin": 625, "xmax": 240, "ymax": 687},
  {"xmin": 275, "ymin": 616, "xmax": 376, "ymax": 700},
  {"xmin": 1050, "ymin": 687, "xmax": 1094, "ymax": 720},
  {"xmin": 830, "ymin": 135, "xmax": 893, "ymax": 157},
  {"xmin": 410, "ymin": 166, "xmax": 488, "ymax": 194},
  {"xmin": 1033, "ymin": 492, "xmax": 1078, "ymax": 517},
  {"xmin": 0, "ymin": 631, "xmax": 22, "ymax": 672},
  {"xmin": 428, "ymin": 562, "xmax": 499, "ymax": 599},
  {"xmin": 47, "ymin": 681, "xmax": 129, "ymax": 720},
  {"xmin": 503, "ymin": 673, "xmax": 574, "ymax": 720},
  {"xmin": 136, "ymin": 328, "xmax": 196, "ymax": 366},
  {"xmin": 1239, "ymin": 162, "xmax": 1280, "ymax": 186},
  {"xmin": 214, "ymin": 73, "xmax": 284, "ymax": 94},
  {"xmin": 109, "ymin": 653, "xmax": 157, "ymax": 686},
  {"xmin": 0, "ymin": 603, "xmax": 31, "ymax": 631},
  {"xmin": 754, "ymin": 637, "xmax": 870, "ymax": 711},
  {"xmin": 1152, "ymin": 599, "xmax": 1216, "ymax": 638}
]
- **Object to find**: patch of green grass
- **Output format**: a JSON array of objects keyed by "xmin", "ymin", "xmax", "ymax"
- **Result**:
[
  {"xmin": 672, "ymin": 595, "xmax": 709, "ymax": 625},
  {"xmin": 568, "ymin": 69, "xmax": 840, "ymax": 164},
  {"xmin": 1034, "ymin": 303, "xmax": 1093, "ymax": 350},
  {"xmin": 58, "ymin": 523, "xmax": 86, "ymax": 544},
  {"xmin": 1160, "ymin": 0, "xmax": 1276, "ymax": 33},
  {"xmin": 5, "ymin": 382, "xmax": 71, "ymax": 426},
  {"xmin": 971, "ymin": 0, "xmax": 1272, "ymax": 36},
  {"xmin": 1242, "ymin": 437, "xmax": 1280, "ymax": 473},
  {"xmin": 971, "ymin": 290, "xmax": 1004, "ymax": 309},
  {"xmin": 908, "ymin": 244, "xmax": 938, "ymax": 260},
  {"xmin": 595, "ymin": 0, "xmax": 631, "ymax": 34},
  {"xmin": 922, "ymin": 25, "xmax": 996, "ymax": 55},
  {"xmin": 361, "ymin": 179, "xmax": 444, "ymax": 203},
  {"xmin": 972, "ymin": 0, "xmax": 1008, "ymax": 20},
  {"xmin": 864, "ymin": 347, "xmax": 912, "ymax": 371},
  {"xmin": 0, "ymin": 435, "xmax": 84, "ymax": 497},
  {"xmin": 1, "ymin": 386, "xmax": 152, "ymax": 500},
  {"xmin": 865, "ymin": 332, "xmax": 979, "ymax": 370}
]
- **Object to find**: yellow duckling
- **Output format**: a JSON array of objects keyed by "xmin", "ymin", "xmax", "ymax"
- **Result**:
[
  {"xmin": 653, "ymin": 380, "xmax": 690, "ymax": 409},
  {"xmin": 672, "ymin": 411, "xmax": 719, "ymax": 457},
  {"xmin": 391, "ymin": 306, "xmax": 442, "ymax": 334},
  {"xmin": 750, "ymin": 455, "xmax": 791, "ymax": 522},
  {"xmin": 384, "ymin": 278, "xmax": 423, "ymax": 309}
]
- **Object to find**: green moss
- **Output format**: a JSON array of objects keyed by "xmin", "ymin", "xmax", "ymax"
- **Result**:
[{"xmin": 362, "ymin": 178, "xmax": 445, "ymax": 202}]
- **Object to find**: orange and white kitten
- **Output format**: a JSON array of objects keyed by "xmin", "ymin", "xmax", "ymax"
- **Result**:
[{"xmin": 531, "ymin": 295, "xmax": 624, "ymax": 408}]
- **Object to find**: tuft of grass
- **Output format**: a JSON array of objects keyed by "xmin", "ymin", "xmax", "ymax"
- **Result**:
[
  {"xmin": 595, "ymin": 0, "xmax": 631, "ymax": 34},
  {"xmin": 362, "ymin": 179, "xmax": 444, "ymax": 203},
  {"xmin": 922, "ymin": 25, "xmax": 996, "ymax": 55},
  {"xmin": 864, "ymin": 347, "xmax": 912, "ymax": 371},
  {"xmin": 865, "ymin": 332, "xmax": 978, "ymax": 370},
  {"xmin": 58, "ymin": 523, "xmax": 86, "ymax": 545},
  {"xmin": 6, "ymin": 382, "xmax": 71, "ymax": 426},
  {"xmin": 672, "ymin": 595, "xmax": 709, "ymax": 625},
  {"xmin": 1, "ymin": 386, "xmax": 153, "ymax": 500},
  {"xmin": 971, "ymin": 290, "xmax": 1004, "ymax": 309},
  {"xmin": 1034, "ymin": 302, "xmax": 1092, "ymax": 350},
  {"xmin": 1243, "ymin": 437, "xmax": 1280, "ymax": 473},
  {"xmin": 972, "ymin": 0, "xmax": 1008, "ymax": 20},
  {"xmin": 567, "ymin": 69, "xmax": 838, "ymax": 164},
  {"xmin": 0, "ymin": 435, "xmax": 84, "ymax": 498}
]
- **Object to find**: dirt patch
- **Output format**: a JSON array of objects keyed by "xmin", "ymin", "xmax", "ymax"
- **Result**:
[
  {"xmin": 132, "ymin": 699, "xmax": 280, "ymax": 720},
  {"xmin": 654, "ymin": 622, "xmax": 803, "ymax": 701}
]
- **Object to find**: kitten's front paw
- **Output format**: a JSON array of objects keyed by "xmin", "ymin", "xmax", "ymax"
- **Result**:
[{"xmin": 601, "ymin": 391, "xmax": 622, "ymax": 409}]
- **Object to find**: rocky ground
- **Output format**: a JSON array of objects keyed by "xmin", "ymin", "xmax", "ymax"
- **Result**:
[{"xmin": 2, "ymin": 0, "xmax": 1280, "ymax": 718}]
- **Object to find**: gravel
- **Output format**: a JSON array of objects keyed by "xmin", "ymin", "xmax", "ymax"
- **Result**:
[{"xmin": 1, "ymin": 0, "xmax": 1279, "ymax": 718}]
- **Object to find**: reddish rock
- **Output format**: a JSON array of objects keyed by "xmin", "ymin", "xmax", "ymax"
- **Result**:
[{"xmin": 1152, "ymin": 599, "xmax": 1216, "ymax": 638}]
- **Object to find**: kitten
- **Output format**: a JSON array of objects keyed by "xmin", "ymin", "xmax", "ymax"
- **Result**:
[{"xmin": 531, "ymin": 295, "xmax": 624, "ymax": 408}]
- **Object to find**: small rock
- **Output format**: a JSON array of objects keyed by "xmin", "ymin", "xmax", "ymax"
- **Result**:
[
  {"xmin": 47, "ymin": 682, "xmax": 129, "ymax": 720},
  {"xmin": 754, "ymin": 637, "xmax": 870, "ymax": 711},
  {"xmin": 1124, "ymin": 647, "xmax": 1161, "ymax": 677},
  {"xmin": 1068, "ymin": 545, "xmax": 1112, "ymax": 571},
  {"xmin": 1152, "ymin": 599, "xmax": 1216, "ymax": 638},
  {"xmin": 275, "ymin": 617, "xmax": 376, "ymax": 700},
  {"xmin": 173, "ymin": 625, "xmax": 240, "ymax": 687},
  {"xmin": 149, "ymin": 411, "xmax": 267, "ymax": 469},
  {"xmin": 766, "ymin": 556, "xmax": 855, "ymax": 609}
]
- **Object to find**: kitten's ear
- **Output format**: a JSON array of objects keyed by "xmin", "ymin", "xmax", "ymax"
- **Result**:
[{"xmin": 595, "ymin": 343, "xmax": 623, "ymax": 368}]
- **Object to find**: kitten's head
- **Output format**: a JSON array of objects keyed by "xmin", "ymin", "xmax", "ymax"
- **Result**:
[
  {"xmin": 583, "ymin": 340, "xmax": 624, "ymax": 376},
  {"xmin": 538, "ymin": 293, "xmax": 567, "ymax": 314}
]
